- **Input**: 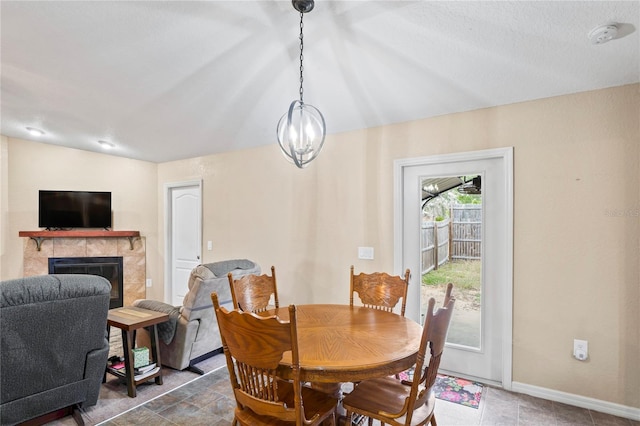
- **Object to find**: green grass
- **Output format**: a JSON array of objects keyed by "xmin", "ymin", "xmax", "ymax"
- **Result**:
[{"xmin": 421, "ymin": 260, "xmax": 481, "ymax": 291}]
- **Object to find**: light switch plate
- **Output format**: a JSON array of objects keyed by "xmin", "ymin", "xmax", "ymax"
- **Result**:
[{"xmin": 358, "ymin": 247, "xmax": 374, "ymax": 260}]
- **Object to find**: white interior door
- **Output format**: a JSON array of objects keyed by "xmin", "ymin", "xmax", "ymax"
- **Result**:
[
  {"xmin": 166, "ymin": 181, "xmax": 202, "ymax": 306},
  {"xmin": 395, "ymin": 148, "xmax": 513, "ymax": 387}
]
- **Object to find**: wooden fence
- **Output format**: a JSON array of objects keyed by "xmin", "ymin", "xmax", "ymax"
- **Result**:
[
  {"xmin": 451, "ymin": 204, "xmax": 482, "ymax": 260},
  {"xmin": 421, "ymin": 204, "xmax": 482, "ymax": 274},
  {"xmin": 421, "ymin": 219, "xmax": 450, "ymax": 274}
]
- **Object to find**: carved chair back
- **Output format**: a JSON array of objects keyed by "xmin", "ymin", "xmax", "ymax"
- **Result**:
[
  {"xmin": 342, "ymin": 283, "xmax": 455, "ymax": 426},
  {"xmin": 349, "ymin": 265, "xmax": 410, "ymax": 316},
  {"xmin": 404, "ymin": 283, "xmax": 455, "ymax": 424},
  {"xmin": 228, "ymin": 265, "xmax": 279, "ymax": 313},
  {"xmin": 212, "ymin": 292, "xmax": 337, "ymax": 425},
  {"xmin": 212, "ymin": 292, "xmax": 302, "ymax": 422}
]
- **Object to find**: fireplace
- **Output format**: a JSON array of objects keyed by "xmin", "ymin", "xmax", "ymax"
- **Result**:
[{"xmin": 49, "ymin": 256, "xmax": 124, "ymax": 309}]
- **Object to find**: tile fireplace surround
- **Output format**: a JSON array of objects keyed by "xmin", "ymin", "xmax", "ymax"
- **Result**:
[{"xmin": 22, "ymin": 236, "xmax": 146, "ymax": 306}]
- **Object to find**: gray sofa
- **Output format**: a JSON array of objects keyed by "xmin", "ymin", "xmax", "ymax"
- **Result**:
[
  {"xmin": 134, "ymin": 259, "xmax": 260, "ymax": 374},
  {"xmin": 0, "ymin": 274, "xmax": 111, "ymax": 425}
]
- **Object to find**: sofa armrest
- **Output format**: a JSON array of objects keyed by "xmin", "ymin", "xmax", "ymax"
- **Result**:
[
  {"xmin": 82, "ymin": 339, "xmax": 110, "ymax": 407},
  {"xmin": 133, "ymin": 299, "xmax": 181, "ymax": 344},
  {"xmin": 133, "ymin": 299, "xmax": 178, "ymax": 314}
]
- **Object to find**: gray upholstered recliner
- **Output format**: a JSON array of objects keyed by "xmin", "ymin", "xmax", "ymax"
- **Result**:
[
  {"xmin": 0, "ymin": 274, "xmax": 111, "ymax": 425},
  {"xmin": 134, "ymin": 259, "xmax": 260, "ymax": 374}
]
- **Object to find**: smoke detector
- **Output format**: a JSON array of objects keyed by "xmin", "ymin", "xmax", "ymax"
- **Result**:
[{"xmin": 588, "ymin": 23, "xmax": 618, "ymax": 44}]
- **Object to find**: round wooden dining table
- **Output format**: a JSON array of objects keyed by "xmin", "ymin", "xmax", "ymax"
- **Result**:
[{"xmin": 262, "ymin": 304, "xmax": 423, "ymax": 395}]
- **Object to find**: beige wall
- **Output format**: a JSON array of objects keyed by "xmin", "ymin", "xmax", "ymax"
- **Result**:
[
  {"xmin": 0, "ymin": 139, "xmax": 160, "ymax": 300},
  {"xmin": 1, "ymin": 135, "xmax": 8, "ymax": 279},
  {"xmin": 1, "ymin": 84, "xmax": 638, "ymax": 409},
  {"xmin": 157, "ymin": 84, "xmax": 639, "ymax": 408}
]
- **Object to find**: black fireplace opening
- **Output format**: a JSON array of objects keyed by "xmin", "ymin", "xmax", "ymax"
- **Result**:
[{"xmin": 49, "ymin": 256, "xmax": 123, "ymax": 309}]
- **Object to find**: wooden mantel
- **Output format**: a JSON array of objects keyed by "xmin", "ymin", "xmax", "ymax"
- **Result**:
[{"xmin": 19, "ymin": 230, "xmax": 141, "ymax": 251}]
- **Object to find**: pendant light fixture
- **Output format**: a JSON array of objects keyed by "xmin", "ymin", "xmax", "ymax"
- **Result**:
[{"xmin": 277, "ymin": 0, "xmax": 326, "ymax": 169}]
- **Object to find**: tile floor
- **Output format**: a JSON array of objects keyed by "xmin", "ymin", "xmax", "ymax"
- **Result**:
[{"xmin": 96, "ymin": 368, "xmax": 639, "ymax": 426}]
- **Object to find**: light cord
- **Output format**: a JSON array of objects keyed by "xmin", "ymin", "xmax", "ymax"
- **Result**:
[{"xmin": 299, "ymin": 12, "xmax": 304, "ymax": 104}]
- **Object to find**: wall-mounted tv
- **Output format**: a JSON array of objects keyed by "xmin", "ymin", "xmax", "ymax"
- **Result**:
[{"xmin": 39, "ymin": 190, "xmax": 112, "ymax": 229}]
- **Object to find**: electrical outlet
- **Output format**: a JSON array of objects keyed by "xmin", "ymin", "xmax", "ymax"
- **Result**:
[
  {"xmin": 146, "ymin": 278, "xmax": 152, "ymax": 288},
  {"xmin": 573, "ymin": 339, "xmax": 588, "ymax": 361},
  {"xmin": 207, "ymin": 241, "xmax": 213, "ymax": 251}
]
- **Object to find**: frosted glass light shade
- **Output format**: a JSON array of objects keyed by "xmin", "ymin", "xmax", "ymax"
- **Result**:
[{"xmin": 277, "ymin": 100, "xmax": 326, "ymax": 168}]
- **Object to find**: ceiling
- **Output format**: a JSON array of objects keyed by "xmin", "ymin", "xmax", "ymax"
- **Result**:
[{"xmin": 1, "ymin": 1, "xmax": 638, "ymax": 163}]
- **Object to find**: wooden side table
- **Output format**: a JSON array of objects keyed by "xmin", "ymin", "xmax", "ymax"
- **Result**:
[{"xmin": 105, "ymin": 307, "xmax": 169, "ymax": 397}]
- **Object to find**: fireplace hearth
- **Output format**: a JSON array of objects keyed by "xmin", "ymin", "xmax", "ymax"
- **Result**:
[
  {"xmin": 20, "ymin": 233, "xmax": 146, "ymax": 306},
  {"xmin": 49, "ymin": 256, "xmax": 124, "ymax": 309}
]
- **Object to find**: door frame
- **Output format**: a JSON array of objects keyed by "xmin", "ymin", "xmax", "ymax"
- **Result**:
[
  {"xmin": 393, "ymin": 147, "xmax": 513, "ymax": 390},
  {"xmin": 164, "ymin": 179, "xmax": 203, "ymax": 304}
]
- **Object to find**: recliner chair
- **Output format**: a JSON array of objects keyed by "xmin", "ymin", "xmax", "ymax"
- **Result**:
[
  {"xmin": 0, "ymin": 274, "xmax": 111, "ymax": 425},
  {"xmin": 133, "ymin": 259, "xmax": 260, "ymax": 374}
]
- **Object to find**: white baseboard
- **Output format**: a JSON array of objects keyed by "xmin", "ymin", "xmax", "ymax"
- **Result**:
[{"xmin": 511, "ymin": 381, "xmax": 640, "ymax": 421}]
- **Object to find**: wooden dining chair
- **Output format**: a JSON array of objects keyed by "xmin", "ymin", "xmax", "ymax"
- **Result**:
[
  {"xmin": 350, "ymin": 265, "xmax": 411, "ymax": 316},
  {"xmin": 342, "ymin": 283, "xmax": 455, "ymax": 426},
  {"xmin": 228, "ymin": 265, "xmax": 279, "ymax": 313},
  {"xmin": 211, "ymin": 292, "xmax": 338, "ymax": 426}
]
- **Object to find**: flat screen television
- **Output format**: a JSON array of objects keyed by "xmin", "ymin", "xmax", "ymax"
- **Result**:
[{"xmin": 39, "ymin": 190, "xmax": 112, "ymax": 229}]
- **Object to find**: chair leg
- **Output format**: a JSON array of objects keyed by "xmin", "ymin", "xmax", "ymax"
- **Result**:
[
  {"xmin": 71, "ymin": 405, "xmax": 85, "ymax": 426},
  {"xmin": 368, "ymin": 418, "xmax": 373, "ymax": 426},
  {"xmin": 345, "ymin": 412, "xmax": 351, "ymax": 423},
  {"xmin": 186, "ymin": 364, "xmax": 205, "ymax": 375},
  {"xmin": 344, "ymin": 411, "xmax": 353, "ymax": 426}
]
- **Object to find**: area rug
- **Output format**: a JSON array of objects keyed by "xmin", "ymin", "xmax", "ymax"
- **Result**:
[
  {"xmin": 432, "ymin": 374, "xmax": 483, "ymax": 408},
  {"xmin": 398, "ymin": 369, "xmax": 483, "ymax": 409}
]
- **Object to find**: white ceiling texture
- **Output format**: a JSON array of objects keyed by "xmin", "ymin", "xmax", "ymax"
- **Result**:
[{"xmin": 1, "ymin": 1, "xmax": 638, "ymax": 163}]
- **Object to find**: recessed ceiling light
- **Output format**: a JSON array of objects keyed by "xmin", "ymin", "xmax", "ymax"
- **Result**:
[
  {"xmin": 588, "ymin": 23, "xmax": 618, "ymax": 44},
  {"xmin": 98, "ymin": 140, "xmax": 115, "ymax": 149},
  {"xmin": 25, "ymin": 127, "xmax": 45, "ymax": 137}
]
